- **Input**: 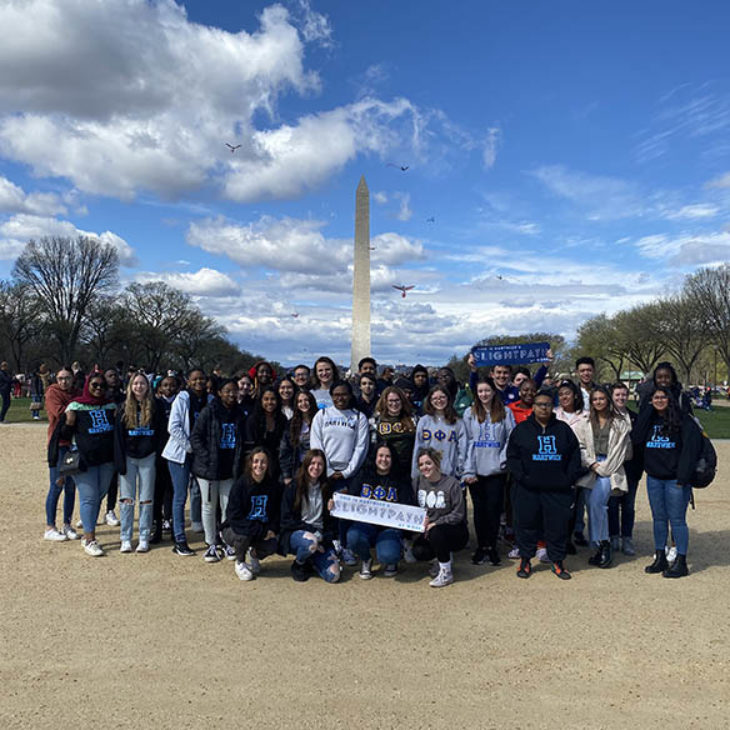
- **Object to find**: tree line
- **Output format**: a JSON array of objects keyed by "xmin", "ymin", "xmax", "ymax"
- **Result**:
[{"xmin": 0, "ymin": 236, "xmax": 267, "ymax": 375}]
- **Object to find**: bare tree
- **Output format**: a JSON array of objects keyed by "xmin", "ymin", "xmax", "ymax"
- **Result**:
[
  {"xmin": 0, "ymin": 281, "xmax": 46, "ymax": 371},
  {"xmin": 616, "ymin": 304, "xmax": 665, "ymax": 375},
  {"xmin": 574, "ymin": 314, "xmax": 627, "ymax": 381},
  {"xmin": 684, "ymin": 264, "xmax": 730, "ymax": 377},
  {"xmin": 12, "ymin": 236, "xmax": 119, "ymax": 364}
]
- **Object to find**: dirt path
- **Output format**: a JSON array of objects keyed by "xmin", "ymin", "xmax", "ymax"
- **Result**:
[{"xmin": 2, "ymin": 424, "xmax": 728, "ymax": 729}]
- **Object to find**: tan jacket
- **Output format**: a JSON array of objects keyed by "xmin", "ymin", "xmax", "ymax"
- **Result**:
[{"xmin": 575, "ymin": 416, "xmax": 630, "ymax": 495}]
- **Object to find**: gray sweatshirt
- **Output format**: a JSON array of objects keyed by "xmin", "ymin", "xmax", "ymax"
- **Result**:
[
  {"xmin": 413, "ymin": 473, "xmax": 466, "ymax": 526},
  {"xmin": 462, "ymin": 406, "xmax": 515, "ymax": 479},
  {"xmin": 310, "ymin": 406, "xmax": 369, "ymax": 479},
  {"xmin": 410, "ymin": 414, "xmax": 467, "ymax": 480}
]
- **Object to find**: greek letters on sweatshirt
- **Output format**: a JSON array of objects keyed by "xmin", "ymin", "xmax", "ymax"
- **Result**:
[
  {"xmin": 462, "ymin": 406, "xmax": 515, "ymax": 479},
  {"xmin": 310, "ymin": 406, "xmax": 369, "ymax": 478},
  {"xmin": 414, "ymin": 473, "xmax": 465, "ymax": 526},
  {"xmin": 410, "ymin": 414, "xmax": 467, "ymax": 479}
]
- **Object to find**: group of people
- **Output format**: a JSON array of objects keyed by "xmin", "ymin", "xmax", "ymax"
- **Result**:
[{"xmin": 41, "ymin": 353, "xmax": 706, "ymax": 586}]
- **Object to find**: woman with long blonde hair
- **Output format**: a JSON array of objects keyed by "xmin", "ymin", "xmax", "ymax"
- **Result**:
[{"xmin": 114, "ymin": 373, "xmax": 165, "ymax": 553}]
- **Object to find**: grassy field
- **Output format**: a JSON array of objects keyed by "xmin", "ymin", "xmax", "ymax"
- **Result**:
[{"xmin": 5, "ymin": 394, "xmax": 730, "ymax": 437}]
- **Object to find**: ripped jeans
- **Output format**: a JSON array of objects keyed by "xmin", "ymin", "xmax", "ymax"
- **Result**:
[{"xmin": 290, "ymin": 530, "xmax": 340, "ymax": 583}]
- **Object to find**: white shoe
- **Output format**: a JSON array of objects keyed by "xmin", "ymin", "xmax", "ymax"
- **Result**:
[
  {"xmin": 429, "ymin": 565, "xmax": 454, "ymax": 588},
  {"xmin": 136, "ymin": 540, "xmax": 149, "ymax": 553},
  {"xmin": 191, "ymin": 521, "xmax": 204, "ymax": 533},
  {"xmin": 235, "ymin": 561, "xmax": 255, "ymax": 581},
  {"xmin": 105, "ymin": 511, "xmax": 120, "ymax": 527},
  {"xmin": 84, "ymin": 540, "xmax": 104, "ymax": 557},
  {"xmin": 246, "ymin": 548, "xmax": 261, "ymax": 575},
  {"xmin": 342, "ymin": 548, "xmax": 358, "ymax": 567},
  {"xmin": 536, "ymin": 547, "xmax": 550, "ymax": 563},
  {"xmin": 665, "ymin": 545, "xmax": 677, "ymax": 563},
  {"xmin": 403, "ymin": 540, "xmax": 417, "ymax": 563},
  {"xmin": 75, "ymin": 519, "xmax": 83, "ymax": 529},
  {"xmin": 120, "ymin": 540, "xmax": 133, "ymax": 553},
  {"xmin": 429, "ymin": 559, "xmax": 440, "ymax": 578},
  {"xmin": 62, "ymin": 524, "xmax": 79, "ymax": 540},
  {"xmin": 44, "ymin": 527, "xmax": 67, "ymax": 542},
  {"xmin": 359, "ymin": 558, "xmax": 373, "ymax": 580},
  {"xmin": 507, "ymin": 546, "xmax": 520, "ymax": 559}
]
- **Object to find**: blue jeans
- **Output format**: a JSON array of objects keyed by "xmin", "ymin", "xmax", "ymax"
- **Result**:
[
  {"xmin": 75, "ymin": 462, "xmax": 115, "ymax": 534},
  {"xmin": 346, "ymin": 522, "xmax": 402, "ymax": 565},
  {"xmin": 289, "ymin": 530, "xmax": 340, "ymax": 582},
  {"xmin": 168, "ymin": 457, "xmax": 191, "ymax": 542},
  {"xmin": 587, "ymin": 463, "xmax": 611, "ymax": 545},
  {"xmin": 46, "ymin": 445, "xmax": 75, "ymax": 526},
  {"xmin": 646, "ymin": 476, "xmax": 691, "ymax": 555},
  {"xmin": 119, "ymin": 453, "xmax": 156, "ymax": 542},
  {"xmin": 608, "ymin": 477, "xmax": 639, "ymax": 538}
]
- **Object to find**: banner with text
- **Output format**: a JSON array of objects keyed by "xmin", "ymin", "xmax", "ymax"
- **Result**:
[
  {"xmin": 472, "ymin": 341, "xmax": 550, "ymax": 367},
  {"xmin": 331, "ymin": 493, "xmax": 426, "ymax": 533}
]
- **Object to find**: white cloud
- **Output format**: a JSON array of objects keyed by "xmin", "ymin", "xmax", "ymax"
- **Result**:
[
  {"xmin": 0, "ymin": 175, "xmax": 66, "ymax": 215},
  {"xmin": 135, "ymin": 267, "xmax": 239, "ymax": 297},
  {"xmin": 373, "ymin": 191, "xmax": 388, "ymax": 204},
  {"xmin": 664, "ymin": 204, "xmax": 719, "ymax": 220},
  {"xmin": 635, "ymin": 230, "xmax": 730, "ymax": 267},
  {"xmin": 482, "ymin": 126, "xmax": 501, "ymax": 169},
  {"xmin": 0, "ymin": 213, "xmax": 135, "ymax": 264},
  {"xmin": 394, "ymin": 192, "xmax": 412, "ymax": 222},
  {"xmin": 706, "ymin": 172, "xmax": 730, "ymax": 189}
]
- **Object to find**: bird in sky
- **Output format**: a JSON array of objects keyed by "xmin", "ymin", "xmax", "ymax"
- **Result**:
[
  {"xmin": 369, "ymin": 246, "xmax": 376, "ymax": 250},
  {"xmin": 387, "ymin": 163, "xmax": 409, "ymax": 171},
  {"xmin": 291, "ymin": 312, "xmax": 300, "ymax": 318},
  {"xmin": 225, "ymin": 143, "xmax": 241, "ymax": 153},
  {"xmin": 426, "ymin": 216, "xmax": 435, "ymax": 223},
  {"xmin": 392, "ymin": 284, "xmax": 415, "ymax": 298}
]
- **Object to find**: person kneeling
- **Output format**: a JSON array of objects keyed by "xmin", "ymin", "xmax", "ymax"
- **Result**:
[
  {"xmin": 221, "ymin": 447, "xmax": 280, "ymax": 582},
  {"xmin": 506, "ymin": 389, "xmax": 582, "ymax": 580},
  {"xmin": 279, "ymin": 449, "xmax": 340, "ymax": 583},
  {"xmin": 412, "ymin": 448, "xmax": 468, "ymax": 588}
]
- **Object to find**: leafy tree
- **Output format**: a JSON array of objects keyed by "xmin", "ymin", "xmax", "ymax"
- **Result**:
[
  {"xmin": 615, "ymin": 304, "xmax": 665, "ymax": 376},
  {"xmin": 0, "ymin": 281, "xmax": 46, "ymax": 371},
  {"xmin": 12, "ymin": 236, "xmax": 119, "ymax": 364}
]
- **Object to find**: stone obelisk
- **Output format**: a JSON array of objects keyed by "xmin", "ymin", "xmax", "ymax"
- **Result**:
[{"xmin": 351, "ymin": 176, "xmax": 371, "ymax": 371}]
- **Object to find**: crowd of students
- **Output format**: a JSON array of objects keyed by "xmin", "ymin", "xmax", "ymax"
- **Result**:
[{"xmin": 42, "ymin": 354, "xmax": 706, "ymax": 586}]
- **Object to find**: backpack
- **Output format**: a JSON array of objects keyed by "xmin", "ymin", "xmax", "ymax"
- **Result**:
[{"xmin": 691, "ymin": 417, "xmax": 717, "ymax": 489}]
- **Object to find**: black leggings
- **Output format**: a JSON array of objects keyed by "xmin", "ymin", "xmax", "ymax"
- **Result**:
[
  {"xmin": 106, "ymin": 470, "xmax": 118, "ymax": 512},
  {"xmin": 153, "ymin": 455, "xmax": 173, "ymax": 525},
  {"xmin": 221, "ymin": 527, "xmax": 278, "ymax": 563},
  {"xmin": 412, "ymin": 522, "xmax": 469, "ymax": 563},
  {"xmin": 468, "ymin": 473, "xmax": 506, "ymax": 549}
]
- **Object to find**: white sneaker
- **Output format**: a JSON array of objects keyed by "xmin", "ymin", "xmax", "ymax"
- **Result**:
[
  {"xmin": 359, "ymin": 558, "xmax": 373, "ymax": 580},
  {"xmin": 508, "ymin": 546, "xmax": 520, "ymax": 559},
  {"xmin": 536, "ymin": 547, "xmax": 550, "ymax": 563},
  {"xmin": 235, "ymin": 561, "xmax": 255, "ymax": 581},
  {"xmin": 105, "ymin": 510, "xmax": 120, "ymax": 527},
  {"xmin": 341, "ymin": 548, "xmax": 358, "ymax": 567},
  {"xmin": 246, "ymin": 548, "xmax": 261, "ymax": 575},
  {"xmin": 429, "ymin": 566, "xmax": 454, "ymax": 588},
  {"xmin": 75, "ymin": 519, "xmax": 83, "ymax": 529},
  {"xmin": 665, "ymin": 545, "xmax": 677, "ymax": 563},
  {"xmin": 44, "ymin": 527, "xmax": 67, "ymax": 542},
  {"xmin": 84, "ymin": 540, "xmax": 104, "ymax": 557},
  {"xmin": 136, "ymin": 540, "xmax": 149, "ymax": 553},
  {"xmin": 62, "ymin": 524, "xmax": 79, "ymax": 540},
  {"xmin": 191, "ymin": 521, "xmax": 204, "ymax": 533},
  {"xmin": 429, "ymin": 559, "xmax": 440, "ymax": 578},
  {"xmin": 120, "ymin": 540, "xmax": 133, "ymax": 553}
]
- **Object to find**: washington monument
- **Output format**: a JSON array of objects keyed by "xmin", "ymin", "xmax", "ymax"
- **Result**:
[{"xmin": 351, "ymin": 176, "xmax": 371, "ymax": 371}]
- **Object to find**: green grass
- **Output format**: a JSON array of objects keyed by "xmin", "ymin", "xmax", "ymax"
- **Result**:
[{"xmin": 2, "ymin": 397, "xmax": 48, "ymax": 424}]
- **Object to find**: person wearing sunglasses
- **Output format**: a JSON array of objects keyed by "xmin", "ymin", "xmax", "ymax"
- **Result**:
[{"xmin": 62, "ymin": 374, "xmax": 117, "ymax": 557}]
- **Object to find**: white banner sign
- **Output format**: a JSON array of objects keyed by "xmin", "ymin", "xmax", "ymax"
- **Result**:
[{"xmin": 331, "ymin": 493, "xmax": 426, "ymax": 533}]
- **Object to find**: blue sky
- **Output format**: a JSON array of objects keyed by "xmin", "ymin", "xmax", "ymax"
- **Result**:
[{"xmin": 1, "ymin": 0, "xmax": 728, "ymax": 366}]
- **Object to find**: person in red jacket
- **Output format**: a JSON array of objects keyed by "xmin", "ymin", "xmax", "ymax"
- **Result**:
[{"xmin": 44, "ymin": 368, "xmax": 80, "ymax": 542}]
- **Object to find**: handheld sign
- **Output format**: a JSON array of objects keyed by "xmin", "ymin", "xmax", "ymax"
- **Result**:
[
  {"xmin": 331, "ymin": 493, "xmax": 426, "ymax": 533},
  {"xmin": 472, "ymin": 341, "xmax": 550, "ymax": 367}
]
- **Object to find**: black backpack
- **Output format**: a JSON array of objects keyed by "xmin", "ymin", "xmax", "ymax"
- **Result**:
[{"xmin": 691, "ymin": 418, "xmax": 717, "ymax": 489}]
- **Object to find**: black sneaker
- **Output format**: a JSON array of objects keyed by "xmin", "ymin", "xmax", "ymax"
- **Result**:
[
  {"xmin": 552, "ymin": 561, "xmax": 572, "ymax": 580},
  {"xmin": 172, "ymin": 541, "xmax": 194, "ymax": 556},
  {"xmin": 471, "ymin": 547, "xmax": 488, "ymax": 565},
  {"xmin": 203, "ymin": 544, "xmax": 221, "ymax": 563},
  {"xmin": 517, "ymin": 558, "xmax": 532, "ymax": 579},
  {"xmin": 487, "ymin": 547, "xmax": 501, "ymax": 565},
  {"xmin": 291, "ymin": 560, "xmax": 311, "ymax": 582}
]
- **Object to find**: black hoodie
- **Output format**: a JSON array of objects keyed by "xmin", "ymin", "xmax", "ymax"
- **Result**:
[
  {"xmin": 506, "ymin": 412, "xmax": 582, "ymax": 491},
  {"xmin": 223, "ymin": 473, "xmax": 281, "ymax": 539}
]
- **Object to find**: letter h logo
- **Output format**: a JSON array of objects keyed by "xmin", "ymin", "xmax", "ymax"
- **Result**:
[{"xmin": 537, "ymin": 435, "xmax": 557, "ymax": 455}]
